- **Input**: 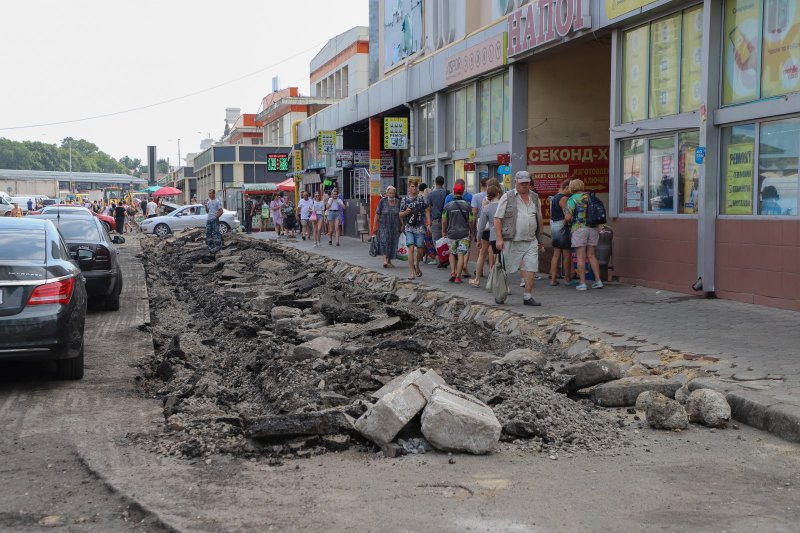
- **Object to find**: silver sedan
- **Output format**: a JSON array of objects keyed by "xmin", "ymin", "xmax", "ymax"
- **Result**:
[{"xmin": 139, "ymin": 204, "xmax": 240, "ymax": 238}]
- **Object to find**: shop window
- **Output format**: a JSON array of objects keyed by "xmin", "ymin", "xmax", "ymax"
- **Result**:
[
  {"xmin": 648, "ymin": 136, "xmax": 676, "ymax": 211},
  {"xmin": 621, "ymin": 130, "xmax": 700, "ymax": 215},
  {"xmin": 723, "ymin": 0, "xmax": 800, "ymax": 105},
  {"xmin": 621, "ymin": 7, "xmax": 704, "ymax": 124},
  {"xmin": 490, "ymin": 75, "xmax": 504, "ymax": 144},
  {"xmin": 503, "ymin": 72, "xmax": 510, "ymax": 142},
  {"xmin": 479, "ymin": 79, "xmax": 491, "ymax": 146},
  {"xmin": 455, "ymin": 89, "xmax": 466, "ymax": 150},
  {"xmin": 466, "ymin": 84, "xmax": 476, "ymax": 150}
]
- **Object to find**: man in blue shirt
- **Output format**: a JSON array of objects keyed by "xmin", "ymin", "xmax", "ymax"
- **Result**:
[{"xmin": 444, "ymin": 178, "xmax": 472, "ymax": 205}]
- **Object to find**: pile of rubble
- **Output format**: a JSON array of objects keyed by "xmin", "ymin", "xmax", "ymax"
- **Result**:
[{"xmin": 134, "ymin": 230, "xmax": 732, "ymax": 463}]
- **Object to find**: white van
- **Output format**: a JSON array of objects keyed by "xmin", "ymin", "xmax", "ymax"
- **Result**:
[
  {"xmin": 10, "ymin": 196, "xmax": 37, "ymax": 213},
  {"xmin": 0, "ymin": 193, "xmax": 12, "ymax": 216}
]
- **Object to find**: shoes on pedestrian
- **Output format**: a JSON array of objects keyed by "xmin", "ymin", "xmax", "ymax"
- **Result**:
[
  {"xmin": 591, "ymin": 281, "xmax": 604, "ymax": 289},
  {"xmin": 567, "ymin": 280, "xmax": 579, "ymax": 286},
  {"xmin": 462, "ymin": 273, "xmax": 470, "ymax": 279},
  {"xmin": 523, "ymin": 297, "xmax": 541, "ymax": 306},
  {"xmin": 449, "ymin": 272, "xmax": 457, "ymax": 283},
  {"xmin": 454, "ymin": 277, "xmax": 462, "ymax": 284},
  {"xmin": 468, "ymin": 278, "xmax": 480, "ymax": 287},
  {"xmin": 302, "ymin": 236, "xmax": 305, "ymax": 240},
  {"xmin": 576, "ymin": 283, "xmax": 588, "ymax": 291},
  {"xmin": 520, "ymin": 280, "xmax": 526, "ymax": 287},
  {"xmin": 329, "ymin": 240, "xmax": 332, "ymax": 245}
]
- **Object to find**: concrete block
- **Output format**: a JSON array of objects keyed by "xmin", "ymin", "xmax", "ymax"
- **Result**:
[
  {"xmin": 370, "ymin": 369, "xmax": 424, "ymax": 400},
  {"xmin": 355, "ymin": 384, "xmax": 427, "ymax": 446},
  {"xmin": 493, "ymin": 348, "xmax": 546, "ymax": 368},
  {"xmin": 420, "ymin": 385, "xmax": 501, "ymax": 454},
  {"xmin": 287, "ymin": 337, "xmax": 341, "ymax": 362},
  {"xmin": 413, "ymin": 369, "xmax": 447, "ymax": 401},
  {"xmin": 590, "ymin": 376, "xmax": 683, "ymax": 407},
  {"xmin": 560, "ymin": 359, "xmax": 621, "ymax": 392}
]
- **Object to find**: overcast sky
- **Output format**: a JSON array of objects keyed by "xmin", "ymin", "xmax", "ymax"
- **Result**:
[{"xmin": 0, "ymin": 0, "xmax": 368, "ymax": 165}]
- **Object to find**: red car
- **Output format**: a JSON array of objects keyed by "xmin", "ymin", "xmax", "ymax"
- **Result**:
[{"xmin": 32, "ymin": 205, "xmax": 119, "ymax": 233}]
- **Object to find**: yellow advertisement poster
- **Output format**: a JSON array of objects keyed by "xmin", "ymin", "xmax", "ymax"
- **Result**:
[
  {"xmin": 761, "ymin": 0, "xmax": 800, "ymax": 98},
  {"xmin": 681, "ymin": 6, "xmax": 704, "ymax": 113},
  {"xmin": 723, "ymin": 0, "xmax": 761, "ymax": 105},
  {"xmin": 317, "ymin": 131, "xmax": 336, "ymax": 154},
  {"xmin": 622, "ymin": 25, "xmax": 649, "ymax": 123},
  {"xmin": 606, "ymin": 0, "xmax": 659, "ymax": 20},
  {"xmin": 725, "ymin": 143, "xmax": 755, "ymax": 214},
  {"xmin": 650, "ymin": 14, "xmax": 681, "ymax": 118},
  {"xmin": 383, "ymin": 118, "xmax": 408, "ymax": 150}
]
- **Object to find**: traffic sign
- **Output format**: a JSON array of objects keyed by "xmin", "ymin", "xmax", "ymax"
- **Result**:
[{"xmin": 498, "ymin": 165, "xmax": 511, "ymax": 175}]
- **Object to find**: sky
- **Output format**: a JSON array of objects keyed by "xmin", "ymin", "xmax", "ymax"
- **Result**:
[{"xmin": 0, "ymin": 0, "xmax": 368, "ymax": 166}]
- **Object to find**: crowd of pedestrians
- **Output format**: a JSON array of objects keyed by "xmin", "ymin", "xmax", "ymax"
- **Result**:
[{"xmin": 364, "ymin": 171, "xmax": 606, "ymax": 306}]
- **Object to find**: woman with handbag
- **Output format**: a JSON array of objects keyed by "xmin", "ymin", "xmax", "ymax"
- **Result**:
[
  {"xmin": 371, "ymin": 185, "xmax": 401, "ymax": 268},
  {"xmin": 549, "ymin": 179, "xmax": 574, "ymax": 286}
]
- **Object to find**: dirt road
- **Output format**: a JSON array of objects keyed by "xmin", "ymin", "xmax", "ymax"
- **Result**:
[{"xmin": 1, "ymin": 234, "xmax": 798, "ymax": 532}]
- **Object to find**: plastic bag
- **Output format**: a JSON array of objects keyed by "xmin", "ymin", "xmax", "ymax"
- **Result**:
[
  {"xmin": 369, "ymin": 236, "xmax": 379, "ymax": 257},
  {"xmin": 434, "ymin": 237, "xmax": 449, "ymax": 265},
  {"xmin": 490, "ymin": 252, "xmax": 508, "ymax": 304},
  {"xmin": 397, "ymin": 233, "xmax": 408, "ymax": 261}
]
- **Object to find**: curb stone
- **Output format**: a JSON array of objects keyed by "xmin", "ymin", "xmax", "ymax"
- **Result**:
[{"xmin": 262, "ymin": 236, "xmax": 800, "ymax": 445}]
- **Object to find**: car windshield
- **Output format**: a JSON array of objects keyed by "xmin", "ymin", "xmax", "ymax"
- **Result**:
[
  {"xmin": 49, "ymin": 218, "xmax": 102, "ymax": 242},
  {"xmin": 0, "ymin": 229, "xmax": 46, "ymax": 262}
]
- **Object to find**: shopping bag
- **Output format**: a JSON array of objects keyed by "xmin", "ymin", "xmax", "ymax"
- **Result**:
[
  {"xmin": 369, "ymin": 236, "xmax": 379, "ymax": 257},
  {"xmin": 491, "ymin": 252, "xmax": 509, "ymax": 304},
  {"xmin": 397, "ymin": 233, "xmax": 409, "ymax": 261},
  {"xmin": 486, "ymin": 263, "xmax": 495, "ymax": 292},
  {"xmin": 422, "ymin": 231, "xmax": 438, "ymax": 264},
  {"xmin": 435, "ymin": 237, "xmax": 449, "ymax": 265},
  {"xmin": 552, "ymin": 224, "xmax": 571, "ymax": 249},
  {"xmin": 310, "ymin": 210, "xmax": 317, "ymax": 222}
]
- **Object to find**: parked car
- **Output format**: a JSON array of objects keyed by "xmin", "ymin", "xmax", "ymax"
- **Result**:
[
  {"xmin": 29, "ymin": 213, "xmax": 124, "ymax": 310},
  {"xmin": 139, "ymin": 204, "xmax": 240, "ymax": 238},
  {"xmin": 34, "ymin": 204, "xmax": 118, "ymax": 233},
  {"xmin": 0, "ymin": 218, "xmax": 88, "ymax": 379}
]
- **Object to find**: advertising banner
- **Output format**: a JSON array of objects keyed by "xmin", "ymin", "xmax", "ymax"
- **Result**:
[
  {"xmin": 649, "ymin": 14, "xmax": 680, "ymax": 117},
  {"xmin": 605, "ymin": 0, "xmax": 659, "ymax": 20},
  {"xmin": 380, "ymin": 150, "xmax": 394, "ymax": 179},
  {"xmin": 723, "ymin": 0, "xmax": 761, "ymax": 105},
  {"xmin": 335, "ymin": 150, "xmax": 353, "ymax": 169},
  {"xmin": 383, "ymin": 118, "xmax": 408, "ymax": 149},
  {"xmin": 353, "ymin": 150, "xmax": 370, "ymax": 167},
  {"xmin": 681, "ymin": 6, "xmax": 704, "ymax": 113},
  {"xmin": 318, "ymin": 131, "xmax": 336, "ymax": 154},
  {"xmin": 528, "ymin": 146, "xmax": 609, "ymax": 166},
  {"xmin": 724, "ymin": 142, "xmax": 755, "ymax": 214},
  {"xmin": 762, "ymin": 0, "xmax": 800, "ymax": 98},
  {"xmin": 446, "ymin": 33, "xmax": 507, "ymax": 86},
  {"xmin": 570, "ymin": 165, "xmax": 610, "ymax": 193},
  {"xmin": 622, "ymin": 25, "xmax": 649, "ymax": 122},
  {"xmin": 533, "ymin": 171, "xmax": 568, "ymax": 223}
]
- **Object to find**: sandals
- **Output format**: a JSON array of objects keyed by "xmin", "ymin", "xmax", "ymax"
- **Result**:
[
  {"xmin": 550, "ymin": 280, "xmax": 559, "ymax": 286},
  {"xmin": 415, "ymin": 266, "xmax": 422, "ymax": 277},
  {"xmin": 468, "ymin": 278, "xmax": 481, "ymax": 287}
]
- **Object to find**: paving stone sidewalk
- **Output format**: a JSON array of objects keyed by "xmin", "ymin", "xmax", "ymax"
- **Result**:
[{"xmin": 248, "ymin": 232, "xmax": 800, "ymax": 439}]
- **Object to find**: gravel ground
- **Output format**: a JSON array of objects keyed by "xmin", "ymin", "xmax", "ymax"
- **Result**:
[{"xmin": 133, "ymin": 231, "xmax": 631, "ymax": 462}]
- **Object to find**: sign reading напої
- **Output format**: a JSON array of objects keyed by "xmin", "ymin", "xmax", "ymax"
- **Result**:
[{"xmin": 507, "ymin": 0, "xmax": 592, "ymax": 59}]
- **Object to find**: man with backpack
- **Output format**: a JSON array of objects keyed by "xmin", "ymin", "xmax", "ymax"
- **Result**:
[
  {"xmin": 441, "ymin": 182, "xmax": 473, "ymax": 284},
  {"xmin": 564, "ymin": 178, "xmax": 605, "ymax": 291},
  {"xmin": 428, "ymin": 176, "xmax": 448, "ymax": 242}
]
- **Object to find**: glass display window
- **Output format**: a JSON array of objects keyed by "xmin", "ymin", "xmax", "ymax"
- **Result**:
[
  {"xmin": 720, "ymin": 124, "xmax": 757, "ymax": 215},
  {"xmin": 758, "ymin": 117, "xmax": 799, "ymax": 216},
  {"xmin": 678, "ymin": 131, "xmax": 701, "ymax": 214},
  {"xmin": 649, "ymin": 14, "xmax": 682, "ymax": 118},
  {"xmin": 681, "ymin": 6, "xmax": 704, "ymax": 113},
  {"xmin": 622, "ymin": 138, "xmax": 645, "ymax": 213},
  {"xmin": 648, "ymin": 136, "xmax": 677, "ymax": 212}
]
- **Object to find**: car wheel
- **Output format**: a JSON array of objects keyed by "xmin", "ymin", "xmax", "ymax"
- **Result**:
[
  {"xmin": 103, "ymin": 221, "xmax": 113, "ymax": 232},
  {"xmin": 219, "ymin": 222, "xmax": 231, "ymax": 235},
  {"xmin": 56, "ymin": 347, "xmax": 84, "ymax": 380},
  {"xmin": 154, "ymin": 223, "xmax": 171, "ymax": 238},
  {"xmin": 104, "ymin": 272, "xmax": 122, "ymax": 311}
]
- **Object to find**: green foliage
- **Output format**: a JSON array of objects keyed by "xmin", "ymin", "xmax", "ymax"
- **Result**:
[{"xmin": 0, "ymin": 137, "xmax": 129, "ymax": 174}]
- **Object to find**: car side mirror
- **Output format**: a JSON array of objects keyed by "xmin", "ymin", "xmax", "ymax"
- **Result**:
[
  {"xmin": 112, "ymin": 236, "xmax": 125, "ymax": 244},
  {"xmin": 72, "ymin": 248, "xmax": 95, "ymax": 262}
]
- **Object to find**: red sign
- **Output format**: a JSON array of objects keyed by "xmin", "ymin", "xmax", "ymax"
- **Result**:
[
  {"xmin": 528, "ymin": 146, "xmax": 609, "ymax": 166},
  {"xmin": 569, "ymin": 165, "xmax": 609, "ymax": 193},
  {"xmin": 507, "ymin": 0, "xmax": 590, "ymax": 59},
  {"xmin": 533, "ymin": 171, "xmax": 568, "ymax": 223},
  {"xmin": 497, "ymin": 153, "xmax": 510, "ymax": 165},
  {"xmin": 464, "ymin": 162, "xmax": 476, "ymax": 171}
]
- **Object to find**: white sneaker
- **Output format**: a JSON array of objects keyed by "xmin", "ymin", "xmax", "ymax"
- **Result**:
[
  {"xmin": 591, "ymin": 281, "xmax": 604, "ymax": 289},
  {"xmin": 576, "ymin": 283, "xmax": 588, "ymax": 291},
  {"xmin": 519, "ymin": 280, "xmax": 525, "ymax": 287}
]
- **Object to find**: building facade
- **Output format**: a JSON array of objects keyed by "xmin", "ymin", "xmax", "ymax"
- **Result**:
[
  {"xmin": 311, "ymin": 26, "xmax": 370, "ymax": 99},
  {"xmin": 293, "ymin": 0, "xmax": 800, "ymax": 311},
  {"xmin": 256, "ymin": 88, "xmax": 339, "ymax": 147}
]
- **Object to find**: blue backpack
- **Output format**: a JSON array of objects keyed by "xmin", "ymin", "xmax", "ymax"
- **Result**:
[{"xmin": 586, "ymin": 193, "xmax": 607, "ymax": 227}]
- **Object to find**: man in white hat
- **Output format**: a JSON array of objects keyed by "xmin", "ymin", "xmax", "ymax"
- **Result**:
[{"xmin": 494, "ymin": 170, "xmax": 544, "ymax": 306}]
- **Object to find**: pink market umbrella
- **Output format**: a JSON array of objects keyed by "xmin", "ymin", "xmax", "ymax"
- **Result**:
[{"xmin": 150, "ymin": 186, "xmax": 182, "ymax": 198}]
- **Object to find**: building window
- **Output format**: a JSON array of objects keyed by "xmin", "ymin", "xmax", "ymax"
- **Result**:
[
  {"xmin": 342, "ymin": 66, "xmax": 349, "ymax": 98},
  {"xmin": 621, "ymin": 130, "xmax": 700, "ymax": 215},
  {"xmin": 475, "ymin": 72, "xmax": 510, "ymax": 147},
  {"xmin": 416, "ymin": 99, "xmax": 435, "ymax": 156},
  {"xmin": 621, "ymin": 6, "xmax": 704, "ymax": 123},
  {"xmin": 721, "ymin": 117, "xmax": 799, "ymax": 216},
  {"xmin": 723, "ymin": 0, "xmax": 800, "ymax": 106}
]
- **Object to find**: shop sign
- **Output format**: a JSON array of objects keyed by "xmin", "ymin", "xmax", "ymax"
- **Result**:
[
  {"xmin": 380, "ymin": 150, "xmax": 395, "ymax": 178},
  {"xmin": 533, "ymin": 171, "xmax": 568, "ymax": 222},
  {"xmin": 317, "ymin": 131, "xmax": 336, "ymax": 154},
  {"xmin": 507, "ymin": 0, "xmax": 591, "ymax": 59},
  {"xmin": 605, "ymin": 0, "xmax": 659, "ymax": 20},
  {"xmin": 445, "ymin": 33, "xmax": 508, "ymax": 86},
  {"xmin": 267, "ymin": 153, "xmax": 289, "ymax": 172},
  {"xmin": 569, "ymin": 165, "xmax": 610, "ymax": 193},
  {"xmin": 383, "ymin": 118, "xmax": 408, "ymax": 149},
  {"xmin": 335, "ymin": 150, "xmax": 354, "ymax": 169},
  {"xmin": 369, "ymin": 159, "xmax": 381, "ymax": 175},
  {"xmin": 498, "ymin": 164, "xmax": 511, "ymax": 175},
  {"xmin": 724, "ymin": 143, "xmax": 755, "ymax": 215},
  {"xmin": 528, "ymin": 145, "xmax": 609, "ymax": 165},
  {"xmin": 353, "ymin": 150, "xmax": 370, "ymax": 167},
  {"xmin": 694, "ymin": 146, "xmax": 705, "ymax": 165}
]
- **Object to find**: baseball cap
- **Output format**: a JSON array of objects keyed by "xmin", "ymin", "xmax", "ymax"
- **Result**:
[
  {"xmin": 515, "ymin": 171, "xmax": 531, "ymax": 182},
  {"xmin": 453, "ymin": 183, "xmax": 465, "ymax": 194}
]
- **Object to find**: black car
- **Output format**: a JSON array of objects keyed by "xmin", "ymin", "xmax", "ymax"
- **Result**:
[
  {"xmin": 29, "ymin": 213, "xmax": 124, "ymax": 310},
  {"xmin": 0, "ymin": 218, "xmax": 88, "ymax": 379}
]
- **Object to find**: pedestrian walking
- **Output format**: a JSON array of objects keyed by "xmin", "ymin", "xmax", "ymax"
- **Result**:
[
  {"xmin": 372, "ymin": 185, "xmax": 401, "ymax": 268},
  {"xmin": 270, "ymin": 193, "xmax": 285, "ymax": 237},
  {"xmin": 244, "ymin": 194, "xmax": 255, "ymax": 234},
  {"xmin": 326, "ymin": 189, "xmax": 344, "ymax": 246},
  {"xmin": 297, "ymin": 191, "xmax": 313, "ymax": 240},
  {"xmin": 312, "ymin": 191, "xmax": 325, "ymax": 246},
  {"xmin": 493, "ymin": 171, "xmax": 544, "ymax": 306},
  {"xmin": 549, "ymin": 179, "xmax": 575, "ymax": 286},
  {"xmin": 282, "ymin": 196, "xmax": 297, "ymax": 238},
  {"xmin": 399, "ymin": 181, "xmax": 431, "ymax": 279},
  {"xmin": 428, "ymin": 176, "xmax": 448, "ymax": 243},
  {"xmin": 114, "ymin": 202, "xmax": 126, "ymax": 235},
  {"xmin": 146, "ymin": 198, "xmax": 157, "ymax": 219},
  {"xmin": 441, "ymin": 182, "xmax": 473, "ymax": 284},
  {"xmin": 470, "ymin": 176, "xmax": 490, "ymax": 282},
  {"xmin": 472, "ymin": 184, "xmax": 501, "ymax": 287},
  {"xmin": 564, "ymin": 178, "xmax": 603, "ymax": 290},
  {"xmin": 204, "ymin": 189, "xmax": 224, "ymax": 261},
  {"xmin": 445, "ymin": 178, "xmax": 473, "ymax": 279}
]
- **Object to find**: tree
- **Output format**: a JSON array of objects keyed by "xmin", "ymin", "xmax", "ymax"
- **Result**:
[
  {"xmin": 157, "ymin": 158, "xmax": 169, "ymax": 174},
  {"xmin": 0, "ymin": 137, "xmax": 127, "ymax": 173}
]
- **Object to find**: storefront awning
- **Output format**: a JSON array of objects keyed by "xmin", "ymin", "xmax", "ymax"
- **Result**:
[{"xmin": 302, "ymin": 172, "xmax": 321, "ymax": 185}]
